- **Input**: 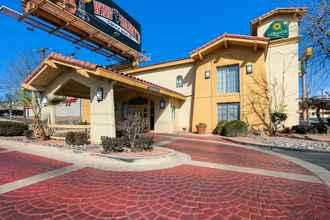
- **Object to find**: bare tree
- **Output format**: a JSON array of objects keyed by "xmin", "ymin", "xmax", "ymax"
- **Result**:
[
  {"xmin": 0, "ymin": 52, "xmax": 40, "ymax": 93},
  {"xmin": 0, "ymin": 51, "xmax": 41, "ymax": 119},
  {"xmin": 0, "ymin": 50, "xmax": 49, "ymax": 140},
  {"xmin": 293, "ymin": 0, "xmax": 330, "ymax": 92},
  {"xmin": 121, "ymin": 112, "xmax": 145, "ymax": 148}
]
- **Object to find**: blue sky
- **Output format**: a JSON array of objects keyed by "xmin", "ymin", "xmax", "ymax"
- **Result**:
[{"xmin": 0, "ymin": 0, "xmax": 327, "ymax": 96}]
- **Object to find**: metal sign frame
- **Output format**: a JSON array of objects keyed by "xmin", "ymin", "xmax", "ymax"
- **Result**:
[{"xmin": 1, "ymin": 2, "xmax": 148, "ymax": 64}]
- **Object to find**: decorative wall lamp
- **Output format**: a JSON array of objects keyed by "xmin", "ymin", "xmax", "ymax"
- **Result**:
[
  {"xmin": 205, "ymin": 70, "xmax": 211, "ymax": 79},
  {"xmin": 96, "ymin": 88, "xmax": 104, "ymax": 102},
  {"xmin": 246, "ymin": 64, "xmax": 253, "ymax": 74},
  {"xmin": 41, "ymin": 96, "xmax": 48, "ymax": 107},
  {"xmin": 160, "ymin": 99, "xmax": 166, "ymax": 109}
]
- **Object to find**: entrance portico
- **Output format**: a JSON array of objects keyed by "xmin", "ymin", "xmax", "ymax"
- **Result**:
[{"xmin": 22, "ymin": 53, "xmax": 186, "ymax": 143}]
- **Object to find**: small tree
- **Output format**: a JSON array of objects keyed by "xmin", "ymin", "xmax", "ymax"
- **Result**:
[
  {"xmin": 121, "ymin": 112, "xmax": 145, "ymax": 148},
  {"xmin": 0, "ymin": 93, "xmax": 19, "ymax": 120},
  {"xmin": 306, "ymin": 96, "xmax": 330, "ymax": 124},
  {"xmin": 271, "ymin": 112, "xmax": 288, "ymax": 135},
  {"xmin": 21, "ymin": 91, "xmax": 48, "ymax": 140}
]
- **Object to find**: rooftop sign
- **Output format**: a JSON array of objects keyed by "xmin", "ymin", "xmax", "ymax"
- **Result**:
[
  {"xmin": 50, "ymin": 0, "xmax": 141, "ymax": 52},
  {"xmin": 19, "ymin": 0, "xmax": 145, "ymax": 63}
]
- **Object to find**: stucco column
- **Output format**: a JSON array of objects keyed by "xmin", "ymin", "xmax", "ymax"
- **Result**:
[
  {"xmin": 154, "ymin": 97, "xmax": 174, "ymax": 133},
  {"xmin": 90, "ymin": 81, "xmax": 116, "ymax": 144}
]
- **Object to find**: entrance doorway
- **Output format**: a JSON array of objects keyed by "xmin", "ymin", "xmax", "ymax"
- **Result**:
[{"xmin": 150, "ymin": 101, "xmax": 155, "ymax": 130}]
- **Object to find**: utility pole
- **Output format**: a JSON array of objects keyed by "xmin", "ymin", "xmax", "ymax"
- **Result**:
[
  {"xmin": 300, "ymin": 47, "xmax": 313, "ymax": 126},
  {"xmin": 37, "ymin": 48, "xmax": 48, "ymax": 62}
]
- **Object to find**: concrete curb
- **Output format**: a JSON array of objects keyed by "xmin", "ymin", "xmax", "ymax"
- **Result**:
[
  {"xmin": 92, "ymin": 147, "xmax": 176, "ymax": 162},
  {"xmin": 155, "ymin": 134, "xmax": 330, "ymax": 190},
  {"xmin": 240, "ymin": 144, "xmax": 330, "ymax": 191},
  {"xmin": 0, "ymin": 138, "xmax": 191, "ymax": 172},
  {"xmin": 221, "ymin": 137, "xmax": 330, "ymax": 154}
]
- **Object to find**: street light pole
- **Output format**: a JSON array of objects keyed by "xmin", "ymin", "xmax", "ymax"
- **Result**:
[{"xmin": 300, "ymin": 47, "xmax": 313, "ymax": 126}]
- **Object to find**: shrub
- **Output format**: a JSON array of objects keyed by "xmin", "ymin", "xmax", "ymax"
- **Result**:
[
  {"xmin": 65, "ymin": 132, "xmax": 88, "ymax": 146},
  {"xmin": 281, "ymin": 127, "xmax": 292, "ymax": 134},
  {"xmin": 101, "ymin": 136, "xmax": 125, "ymax": 153},
  {"xmin": 222, "ymin": 120, "xmax": 248, "ymax": 137},
  {"xmin": 315, "ymin": 123, "xmax": 329, "ymax": 134},
  {"xmin": 292, "ymin": 125, "xmax": 307, "ymax": 134},
  {"xmin": 307, "ymin": 126, "xmax": 319, "ymax": 134},
  {"xmin": 213, "ymin": 121, "xmax": 228, "ymax": 135},
  {"xmin": 101, "ymin": 135, "xmax": 154, "ymax": 153},
  {"xmin": 0, "ymin": 121, "xmax": 28, "ymax": 136},
  {"xmin": 271, "ymin": 112, "xmax": 288, "ymax": 134},
  {"xmin": 134, "ymin": 135, "xmax": 154, "ymax": 152},
  {"xmin": 24, "ymin": 130, "xmax": 34, "ymax": 140}
]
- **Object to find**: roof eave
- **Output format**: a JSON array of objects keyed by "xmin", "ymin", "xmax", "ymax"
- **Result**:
[
  {"xmin": 190, "ymin": 37, "xmax": 269, "ymax": 59},
  {"xmin": 250, "ymin": 7, "xmax": 307, "ymax": 35},
  {"xmin": 126, "ymin": 58, "xmax": 195, "ymax": 75}
]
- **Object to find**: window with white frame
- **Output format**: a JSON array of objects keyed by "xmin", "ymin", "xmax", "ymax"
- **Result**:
[
  {"xmin": 176, "ymin": 75, "xmax": 183, "ymax": 88},
  {"xmin": 217, "ymin": 103, "xmax": 240, "ymax": 121},
  {"xmin": 217, "ymin": 64, "xmax": 240, "ymax": 94}
]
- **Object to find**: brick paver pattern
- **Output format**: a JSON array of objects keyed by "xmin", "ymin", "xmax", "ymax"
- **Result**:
[
  {"xmin": 0, "ymin": 165, "xmax": 329, "ymax": 220},
  {"xmin": 164, "ymin": 139, "xmax": 313, "ymax": 175},
  {"xmin": 0, "ymin": 151, "xmax": 71, "ymax": 185}
]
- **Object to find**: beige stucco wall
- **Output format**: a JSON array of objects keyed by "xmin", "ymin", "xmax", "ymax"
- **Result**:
[
  {"xmin": 192, "ymin": 46, "xmax": 270, "ymax": 133},
  {"xmin": 133, "ymin": 64, "xmax": 195, "ymax": 131},
  {"xmin": 89, "ymin": 81, "xmax": 116, "ymax": 144},
  {"xmin": 257, "ymin": 15, "xmax": 300, "ymax": 127},
  {"xmin": 266, "ymin": 43, "xmax": 300, "ymax": 127},
  {"xmin": 41, "ymin": 71, "xmax": 116, "ymax": 144},
  {"xmin": 154, "ymin": 96, "xmax": 174, "ymax": 133}
]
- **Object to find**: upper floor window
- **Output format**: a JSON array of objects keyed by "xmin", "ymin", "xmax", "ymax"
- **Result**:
[
  {"xmin": 217, "ymin": 64, "xmax": 240, "ymax": 94},
  {"xmin": 176, "ymin": 75, "xmax": 183, "ymax": 88}
]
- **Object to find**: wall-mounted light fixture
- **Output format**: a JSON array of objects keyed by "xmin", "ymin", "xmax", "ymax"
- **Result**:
[
  {"xmin": 96, "ymin": 88, "xmax": 104, "ymax": 102},
  {"xmin": 246, "ymin": 64, "xmax": 253, "ymax": 74},
  {"xmin": 205, "ymin": 70, "xmax": 211, "ymax": 79},
  {"xmin": 41, "ymin": 96, "xmax": 48, "ymax": 107},
  {"xmin": 160, "ymin": 99, "xmax": 166, "ymax": 109}
]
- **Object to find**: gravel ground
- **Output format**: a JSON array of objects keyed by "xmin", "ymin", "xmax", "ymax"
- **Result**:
[{"xmin": 252, "ymin": 135, "xmax": 330, "ymax": 152}]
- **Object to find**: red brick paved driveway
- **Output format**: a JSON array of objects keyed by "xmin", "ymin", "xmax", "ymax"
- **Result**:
[
  {"xmin": 163, "ymin": 139, "xmax": 313, "ymax": 175},
  {"xmin": 0, "ymin": 151, "xmax": 70, "ymax": 185},
  {"xmin": 0, "ymin": 136, "xmax": 329, "ymax": 220},
  {"xmin": 1, "ymin": 165, "xmax": 330, "ymax": 220}
]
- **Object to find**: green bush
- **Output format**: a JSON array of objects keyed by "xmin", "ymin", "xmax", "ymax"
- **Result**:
[
  {"xmin": 222, "ymin": 120, "xmax": 248, "ymax": 137},
  {"xmin": 134, "ymin": 135, "xmax": 154, "ymax": 152},
  {"xmin": 0, "ymin": 121, "xmax": 29, "ymax": 136},
  {"xmin": 213, "ymin": 121, "xmax": 228, "ymax": 135},
  {"xmin": 271, "ymin": 112, "xmax": 288, "ymax": 134},
  {"xmin": 65, "ymin": 132, "xmax": 88, "ymax": 146},
  {"xmin": 24, "ymin": 130, "xmax": 33, "ymax": 140},
  {"xmin": 101, "ymin": 135, "xmax": 154, "ymax": 153},
  {"xmin": 315, "ymin": 123, "xmax": 329, "ymax": 134},
  {"xmin": 292, "ymin": 125, "xmax": 307, "ymax": 134},
  {"xmin": 101, "ymin": 136, "xmax": 125, "ymax": 153}
]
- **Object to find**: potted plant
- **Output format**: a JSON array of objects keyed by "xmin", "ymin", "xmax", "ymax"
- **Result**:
[{"xmin": 196, "ymin": 123, "xmax": 207, "ymax": 134}]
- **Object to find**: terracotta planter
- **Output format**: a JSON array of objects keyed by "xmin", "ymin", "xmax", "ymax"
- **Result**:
[{"xmin": 196, "ymin": 123, "xmax": 207, "ymax": 134}]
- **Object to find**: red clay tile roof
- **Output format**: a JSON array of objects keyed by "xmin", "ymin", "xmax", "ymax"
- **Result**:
[
  {"xmin": 250, "ymin": 7, "xmax": 307, "ymax": 25},
  {"xmin": 23, "ymin": 53, "xmax": 186, "ymax": 99},
  {"xmin": 190, "ymin": 34, "xmax": 269, "ymax": 55},
  {"xmin": 49, "ymin": 53, "xmax": 99, "ymax": 70}
]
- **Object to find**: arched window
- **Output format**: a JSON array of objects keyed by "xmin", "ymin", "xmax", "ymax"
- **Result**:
[{"xmin": 176, "ymin": 75, "xmax": 183, "ymax": 88}]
